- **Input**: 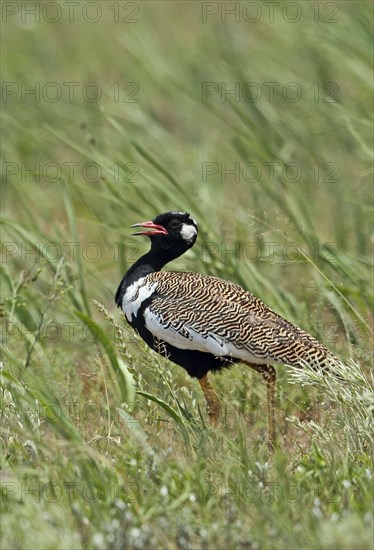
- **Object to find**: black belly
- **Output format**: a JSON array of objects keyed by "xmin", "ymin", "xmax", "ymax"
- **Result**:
[{"xmin": 129, "ymin": 314, "xmax": 238, "ymax": 379}]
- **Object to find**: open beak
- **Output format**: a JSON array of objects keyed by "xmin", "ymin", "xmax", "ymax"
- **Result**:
[{"xmin": 130, "ymin": 220, "xmax": 168, "ymax": 236}]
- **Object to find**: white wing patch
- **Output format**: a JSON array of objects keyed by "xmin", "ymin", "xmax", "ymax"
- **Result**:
[
  {"xmin": 144, "ymin": 308, "xmax": 272, "ymax": 365},
  {"xmin": 122, "ymin": 277, "xmax": 158, "ymax": 322}
]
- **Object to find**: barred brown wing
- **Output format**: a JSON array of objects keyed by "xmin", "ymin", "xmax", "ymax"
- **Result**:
[{"xmin": 143, "ymin": 271, "xmax": 331, "ymax": 368}]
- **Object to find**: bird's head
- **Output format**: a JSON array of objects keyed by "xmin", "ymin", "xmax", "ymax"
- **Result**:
[{"xmin": 131, "ymin": 211, "xmax": 198, "ymax": 256}]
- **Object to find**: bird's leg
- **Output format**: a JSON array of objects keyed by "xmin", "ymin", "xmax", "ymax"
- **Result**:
[
  {"xmin": 244, "ymin": 363, "xmax": 276, "ymax": 450},
  {"xmin": 198, "ymin": 374, "xmax": 221, "ymax": 427},
  {"xmin": 263, "ymin": 365, "xmax": 276, "ymax": 450}
]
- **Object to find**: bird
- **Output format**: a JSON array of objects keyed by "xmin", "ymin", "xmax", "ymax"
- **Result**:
[{"xmin": 115, "ymin": 211, "xmax": 336, "ymax": 448}]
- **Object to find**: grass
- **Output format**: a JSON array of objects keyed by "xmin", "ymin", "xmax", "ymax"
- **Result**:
[{"xmin": 1, "ymin": 1, "xmax": 373, "ymax": 548}]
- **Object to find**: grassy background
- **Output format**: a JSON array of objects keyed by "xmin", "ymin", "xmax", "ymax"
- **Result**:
[{"xmin": 1, "ymin": 1, "xmax": 373, "ymax": 549}]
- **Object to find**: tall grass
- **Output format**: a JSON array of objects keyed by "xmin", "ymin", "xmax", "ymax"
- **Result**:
[{"xmin": 1, "ymin": 2, "xmax": 373, "ymax": 549}]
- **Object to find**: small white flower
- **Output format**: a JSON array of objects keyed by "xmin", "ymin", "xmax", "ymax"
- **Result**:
[
  {"xmin": 160, "ymin": 485, "xmax": 168, "ymax": 497},
  {"xmin": 114, "ymin": 499, "xmax": 126, "ymax": 510},
  {"xmin": 111, "ymin": 519, "xmax": 120, "ymax": 529},
  {"xmin": 313, "ymin": 506, "xmax": 322, "ymax": 519},
  {"xmin": 92, "ymin": 533, "xmax": 105, "ymax": 548},
  {"xmin": 129, "ymin": 527, "xmax": 141, "ymax": 540}
]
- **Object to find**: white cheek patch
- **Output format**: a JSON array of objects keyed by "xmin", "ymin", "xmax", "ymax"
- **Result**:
[
  {"xmin": 180, "ymin": 224, "xmax": 197, "ymax": 243},
  {"xmin": 122, "ymin": 278, "xmax": 157, "ymax": 322}
]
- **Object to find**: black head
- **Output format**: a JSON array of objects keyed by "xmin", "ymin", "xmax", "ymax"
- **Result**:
[{"xmin": 131, "ymin": 211, "xmax": 198, "ymax": 257}]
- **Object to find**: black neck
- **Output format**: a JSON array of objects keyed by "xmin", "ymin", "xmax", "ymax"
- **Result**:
[
  {"xmin": 115, "ymin": 246, "xmax": 183, "ymax": 307},
  {"xmin": 125, "ymin": 249, "xmax": 168, "ymax": 281}
]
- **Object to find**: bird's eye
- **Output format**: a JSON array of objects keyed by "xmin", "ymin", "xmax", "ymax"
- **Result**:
[{"xmin": 169, "ymin": 219, "xmax": 182, "ymax": 229}]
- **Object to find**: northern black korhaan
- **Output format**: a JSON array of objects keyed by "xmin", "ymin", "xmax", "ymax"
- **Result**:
[{"xmin": 115, "ymin": 211, "xmax": 336, "ymax": 447}]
